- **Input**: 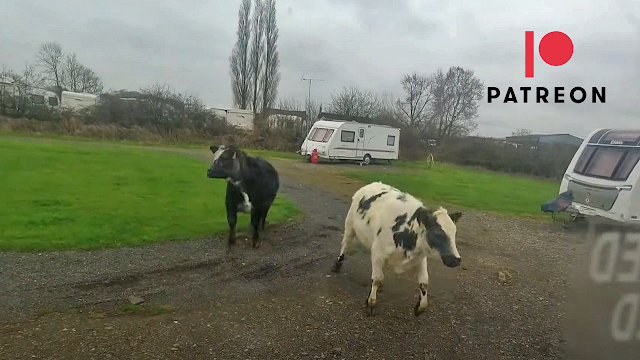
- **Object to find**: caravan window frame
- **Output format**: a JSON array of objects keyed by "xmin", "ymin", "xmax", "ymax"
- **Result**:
[
  {"xmin": 31, "ymin": 94, "xmax": 45, "ymax": 105},
  {"xmin": 387, "ymin": 135, "xmax": 396, "ymax": 146},
  {"xmin": 307, "ymin": 127, "xmax": 334, "ymax": 143},
  {"xmin": 573, "ymin": 145, "xmax": 640, "ymax": 181},
  {"xmin": 341, "ymin": 130, "xmax": 355, "ymax": 143}
]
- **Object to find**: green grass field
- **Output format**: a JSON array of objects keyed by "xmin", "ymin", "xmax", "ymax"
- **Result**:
[
  {"xmin": 0, "ymin": 137, "xmax": 300, "ymax": 252},
  {"xmin": 343, "ymin": 162, "xmax": 559, "ymax": 218}
]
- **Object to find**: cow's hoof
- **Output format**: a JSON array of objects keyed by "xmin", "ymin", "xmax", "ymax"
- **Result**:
[
  {"xmin": 365, "ymin": 299, "xmax": 377, "ymax": 316},
  {"xmin": 252, "ymin": 242, "xmax": 260, "ymax": 249},
  {"xmin": 413, "ymin": 302, "xmax": 426, "ymax": 317},
  {"xmin": 366, "ymin": 304, "xmax": 376, "ymax": 317}
]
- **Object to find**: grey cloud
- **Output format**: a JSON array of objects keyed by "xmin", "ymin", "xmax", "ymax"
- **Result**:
[{"xmin": 1, "ymin": 0, "xmax": 639, "ymax": 137}]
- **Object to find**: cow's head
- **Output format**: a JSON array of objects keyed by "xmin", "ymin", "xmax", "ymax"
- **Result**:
[
  {"xmin": 415, "ymin": 207, "xmax": 463, "ymax": 268},
  {"xmin": 207, "ymin": 145, "xmax": 244, "ymax": 181}
]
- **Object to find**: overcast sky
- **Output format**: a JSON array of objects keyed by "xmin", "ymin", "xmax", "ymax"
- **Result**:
[{"xmin": 2, "ymin": 0, "xmax": 639, "ymax": 138}]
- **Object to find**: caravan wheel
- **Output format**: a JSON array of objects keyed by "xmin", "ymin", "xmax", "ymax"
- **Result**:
[{"xmin": 363, "ymin": 154, "xmax": 372, "ymax": 165}]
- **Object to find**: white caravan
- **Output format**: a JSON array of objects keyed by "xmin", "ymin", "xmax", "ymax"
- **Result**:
[
  {"xmin": 299, "ymin": 120, "xmax": 400, "ymax": 164},
  {"xmin": 559, "ymin": 128, "xmax": 640, "ymax": 224},
  {"xmin": 225, "ymin": 109, "xmax": 254, "ymax": 130},
  {"xmin": 61, "ymin": 91, "xmax": 98, "ymax": 110}
]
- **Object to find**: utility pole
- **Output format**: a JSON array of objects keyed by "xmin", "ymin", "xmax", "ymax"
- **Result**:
[{"xmin": 301, "ymin": 75, "xmax": 323, "ymax": 119}]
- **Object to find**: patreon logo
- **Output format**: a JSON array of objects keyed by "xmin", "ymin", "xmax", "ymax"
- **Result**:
[
  {"xmin": 525, "ymin": 31, "xmax": 573, "ymax": 78},
  {"xmin": 487, "ymin": 31, "xmax": 605, "ymax": 104}
]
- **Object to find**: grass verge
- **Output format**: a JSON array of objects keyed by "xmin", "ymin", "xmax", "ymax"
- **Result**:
[
  {"xmin": 0, "ymin": 137, "xmax": 300, "ymax": 252},
  {"xmin": 342, "ymin": 162, "xmax": 559, "ymax": 218}
]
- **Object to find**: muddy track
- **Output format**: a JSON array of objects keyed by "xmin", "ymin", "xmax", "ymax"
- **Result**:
[{"xmin": 0, "ymin": 156, "xmax": 583, "ymax": 360}]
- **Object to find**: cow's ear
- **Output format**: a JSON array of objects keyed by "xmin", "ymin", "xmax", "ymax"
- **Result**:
[
  {"xmin": 414, "ymin": 207, "xmax": 435, "ymax": 227},
  {"xmin": 449, "ymin": 211, "xmax": 462, "ymax": 223},
  {"xmin": 210, "ymin": 145, "xmax": 219, "ymax": 153}
]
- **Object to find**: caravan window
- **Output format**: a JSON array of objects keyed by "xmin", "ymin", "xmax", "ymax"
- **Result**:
[
  {"xmin": 387, "ymin": 135, "xmax": 395, "ymax": 146},
  {"xmin": 309, "ymin": 127, "xmax": 334, "ymax": 142},
  {"xmin": 48, "ymin": 97, "xmax": 58, "ymax": 106},
  {"xmin": 323, "ymin": 129, "xmax": 334, "ymax": 141},
  {"xmin": 614, "ymin": 151, "xmax": 640, "ymax": 180},
  {"xmin": 341, "ymin": 130, "xmax": 355, "ymax": 143},
  {"xmin": 31, "ymin": 94, "xmax": 44, "ymax": 105},
  {"xmin": 584, "ymin": 147, "xmax": 625, "ymax": 178},
  {"xmin": 574, "ymin": 145, "xmax": 640, "ymax": 181}
]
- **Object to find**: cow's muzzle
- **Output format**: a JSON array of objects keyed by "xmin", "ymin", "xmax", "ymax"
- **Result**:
[
  {"xmin": 441, "ymin": 255, "xmax": 461, "ymax": 268},
  {"xmin": 207, "ymin": 169, "xmax": 222, "ymax": 178}
]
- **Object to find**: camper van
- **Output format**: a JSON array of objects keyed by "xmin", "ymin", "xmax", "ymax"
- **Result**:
[
  {"xmin": 61, "ymin": 91, "xmax": 97, "ymax": 110},
  {"xmin": 559, "ymin": 128, "xmax": 640, "ymax": 224},
  {"xmin": 299, "ymin": 120, "xmax": 400, "ymax": 164}
]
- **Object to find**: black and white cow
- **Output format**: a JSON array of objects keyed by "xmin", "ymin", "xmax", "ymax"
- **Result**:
[
  {"xmin": 332, "ymin": 181, "xmax": 462, "ymax": 316},
  {"xmin": 207, "ymin": 145, "xmax": 280, "ymax": 248}
]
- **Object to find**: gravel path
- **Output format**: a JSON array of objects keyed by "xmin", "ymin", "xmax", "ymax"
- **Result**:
[{"xmin": 0, "ymin": 157, "xmax": 583, "ymax": 360}]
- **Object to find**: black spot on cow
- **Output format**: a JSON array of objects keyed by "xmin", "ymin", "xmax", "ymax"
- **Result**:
[
  {"xmin": 357, "ymin": 192, "xmax": 387, "ymax": 218},
  {"xmin": 410, "ymin": 207, "xmax": 432, "ymax": 227},
  {"xmin": 426, "ymin": 226, "xmax": 449, "ymax": 253},
  {"xmin": 367, "ymin": 219, "xmax": 370, "ymax": 225},
  {"xmin": 377, "ymin": 228, "xmax": 382, "ymax": 235},
  {"xmin": 393, "ymin": 229, "xmax": 417, "ymax": 251},
  {"xmin": 392, "ymin": 213, "xmax": 408, "ymax": 232},
  {"xmin": 397, "ymin": 193, "xmax": 407, "ymax": 202}
]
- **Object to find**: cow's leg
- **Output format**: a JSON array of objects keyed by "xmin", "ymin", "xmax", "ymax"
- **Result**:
[
  {"xmin": 414, "ymin": 256, "xmax": 429, "ymax": 317},
  {"xmin": 250, "ymin": 207, "xmax": 263, "ymax": 248},
  {"xmin": 332, "ymin": 225, "xmax": 355, "ymax": 273},
  {"xmin": 261, "ymin": 201, "xmax": 272, "ymax": 231},
  {"xmin": 225, "ymin": 185, "xmax": 238, "ymax": 247},
  {"xmin": 366, "ymin": 256, "xmax": 384, "ymax": 316}
]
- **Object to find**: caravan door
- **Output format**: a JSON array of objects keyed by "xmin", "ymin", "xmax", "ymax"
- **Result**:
[{"xmin": 356, "ymin": 127, "xmax": 366, "ymax": 158}]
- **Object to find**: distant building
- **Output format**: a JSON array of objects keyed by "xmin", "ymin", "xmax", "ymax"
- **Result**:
[{"xmin": 505, "ymin": 133, "xmax": 583, "ymax": 148}]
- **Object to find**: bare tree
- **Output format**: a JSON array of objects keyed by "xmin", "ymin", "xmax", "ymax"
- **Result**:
[
  {"xmin": 249, "ymin": 0, "xmax": 265, "ymax": 112},
  {"xmin": 78, "ymin": 66, "xmax": 103, "ymax": 94},
  {"xmin": 230, "ymin": 0, "xmax": 252, "ymax": 109},
  {"xmin": 64, "ymin": 53, "xmax": 82, "ymax": 92},
  {"xmin": 396, "ymin": 73, "xmax": 434, "ymax": 133},
  {"xmin": 431, "ymin": 66, "xmax": 485, "ymax": 139},
  {"xmin": 328, "ymin": 86, "xmax": 383, "ymax": 118},
  {"xmin": 511, "ymin": 128, "xmax": 532, "ymax": 136},
  {"xmin": 62, "ymin": 53, "xmax": 103, "ymax": 94},
  {"xmin": 4, "ymin": 63, "xmax": 44, "ymax": 114},
  {"xmin": 140, "ymin": 83, "xmax": 174, "ymax": 125},
  {"xmin": 261, "ymin": 0, "xmax": 280, "ymax": 111},
  {"xmin": 276, "ymin": 97, "xmax": 318, "ymax": 139},
  {"xmin": 36, "ymin": 42, "xmax": 65, "ymax": 99}
]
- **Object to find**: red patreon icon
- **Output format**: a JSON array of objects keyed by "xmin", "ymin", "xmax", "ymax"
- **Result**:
[{"xmin": 525, "ymin": 31, "xmax": 573, "ymax": 78}]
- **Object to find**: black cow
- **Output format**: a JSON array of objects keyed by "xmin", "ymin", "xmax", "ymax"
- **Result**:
[{"xmin": 207, "ymin": 145, "xmax": 280, "ymax": 248}]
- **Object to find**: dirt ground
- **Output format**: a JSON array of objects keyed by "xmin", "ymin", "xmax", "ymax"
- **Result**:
[{"xmin": 0, "ymin": 156, "xmax": 583, "ymax": 360}]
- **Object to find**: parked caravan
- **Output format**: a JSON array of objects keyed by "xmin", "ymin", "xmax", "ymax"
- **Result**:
[
  {"xmin": 61, "ymin": 91, "xmax": 98, "ymax": 110},
  {"xmin": 30, "ymin": 88, "xmax": 59, "ymax": 107},
  {"xmin": 299, "ymin": 120, "xmax": 400, "ymax": 164},
  {"xmin": 225, "ymin": 109, "xmax": 254, "ymax": 130},
  {"xmin": 0, "ymin": 76, "xmax": 15, "ymax": 100},
  {"xmin": 559, "ymin": 128, "xmax": 640, "ymax": 224}
]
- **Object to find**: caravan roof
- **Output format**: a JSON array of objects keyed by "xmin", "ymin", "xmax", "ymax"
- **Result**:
[
  {"xmin": 314, "ymin": 118, "xmax": 399, "ymax": 130},
  {"xmin": 61, "ymin": 91, "xmax": 98, "ymax": 100}
]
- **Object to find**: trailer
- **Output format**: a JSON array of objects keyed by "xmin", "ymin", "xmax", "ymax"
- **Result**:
[
  {"xmin": 559, "ymin": 128, "xmax": 640, "ymax": 225},
  {"xmin": 299, "ymin": 119, "xmax": 400, "ymax": 164},
  {"xmin": 61, "ymin": 91, "xmax": 97, "ymax": 111}
]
